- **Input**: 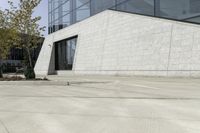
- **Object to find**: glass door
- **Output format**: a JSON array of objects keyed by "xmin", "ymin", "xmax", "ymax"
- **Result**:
[{"xmin": 55, "ymin": 37, "xmax": 77, "ymax": 70}]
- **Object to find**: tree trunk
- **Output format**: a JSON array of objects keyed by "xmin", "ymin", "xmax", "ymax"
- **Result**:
[
  {"xmin": 24, "ymin": 47, "xmax": 35, "ymax": 79},
  {"xmin": 26, "ymin": 47, "xmax": 33, "ymax": 68},
  {"xmin": 0, "ymin": 51, "xmax": 2, "ymax": 78},
  {"xmin": 0, "ymin": 61, "xmax": 3, "ymax": 78}
]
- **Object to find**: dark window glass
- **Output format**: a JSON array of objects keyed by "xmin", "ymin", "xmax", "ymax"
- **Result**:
[
  {"xmin": 49, "ymin": 0, "xmax": 73, "ymax": 33},
  {"xmin": 186, "ymin": 16, "xmax": 200, "ymax": 23},
  {"xmin": 54, "ymin": 8, "xmax": 59, "ymax": 20},
  {"xmin": 55, "ymin": 41, "xmax": 66, "ymax": 70},
  {"xmin": 91, "ymin": 0, "xmax": 116, "ymax": 15},
  {"xmin": 55, "ymin": 37, "xmax": 77, "ymax": 70},
  {"xmin": 76, "ymin": 3, "xmax": 90, "ymax": 22},
  {"xmin": 190, "ymin": 0, "xmax": 200, "ymax": 13},
  {"xmin": 67, "ymin": 38, "xmax": 76, "ymax": 65},
  {"xmin": 63, "ymin": 13, "xmax": 71, "ymax": 27},
  {"xmin": 116, "ymin": 0, "xmax": 154, "ymax": 16},
  {"xmin": 184, "ymin": 0, "xmax": 200, "ymax": 24},
  {"xmin": 157, "ymin": 0, "xmax": 200, "ymax": 22},
  {"xmin": 62, "ymin": 0, "xmax": 70, "ymax": 14},
  {"xmin": 76, "ymin": 0, "xmax": 90, "ymax": 8},
  {"xmin": 54, "ymin": 0, "xmax": 60, "ymax": 9},
  {"xmin": 49, "ymin": 0, "xmax": 200, "ymax": 34},
  {"xmin": 157, "ymin": 0, "xmax": 189, "ymax": 19}
]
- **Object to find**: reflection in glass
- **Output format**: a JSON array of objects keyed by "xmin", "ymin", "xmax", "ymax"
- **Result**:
[
  {"xmin": 76, "ymin": 0, "xmax": 90, "ymax": 8},
  {"xmin": 116, "ymin": 0, "xmax": 154, "ymax": 16},
  {"xmin": 55, "ymin": 37, "xmax": 77, "ymax": 70},
  {"xmin": 157, "ymin": 0, "xmax": 200, "ymax": 20},
  {"xmin": 76, "ymin": 3, "xmax": 90, "ymax": 21},
  {"xmin": 91, "ymin": 0, "xmax": 116, "ymax": 15},
  {"xmin": 48, "ymin": 0, "xmax": 200, "ymax": 34}
]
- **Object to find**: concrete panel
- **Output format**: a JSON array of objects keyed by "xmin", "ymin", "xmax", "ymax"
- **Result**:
[
  {"xmin": 35, "ymin": 10, "xmax": 200, "ymax": 77},
  {"xmin": 34, "ymin": 35, "xmax": 54, "ymax": 76}
]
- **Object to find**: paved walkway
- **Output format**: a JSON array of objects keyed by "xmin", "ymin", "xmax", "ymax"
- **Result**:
[{"xmin": 0, "ymin": 75, "xmax": 199, "ymax": 133}]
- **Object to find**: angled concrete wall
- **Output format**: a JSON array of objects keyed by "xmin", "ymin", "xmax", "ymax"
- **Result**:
[{"xmin": 35, "ymin": 10, "xmax": 200, "ymax": 77}]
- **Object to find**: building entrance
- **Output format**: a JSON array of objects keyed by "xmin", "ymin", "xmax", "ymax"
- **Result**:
[{"xmin": 55, "ymin": 37, "xmax": 77, "ymax": 70}]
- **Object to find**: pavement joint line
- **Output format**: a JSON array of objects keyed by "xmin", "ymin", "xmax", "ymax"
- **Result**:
[
  {"xmin": 70, "ymin": 84, "xmax": 168, "ymax": 98},
  {"xmin": 120, "ymin": 83, "xmax": 162, "ymax": 90},
  {"xmin": 0, "ymin": 95, "xmax": 199, "ymax": 100},
  {"xmin": 0, "ymin": 119, "xmax": 10, "ymax": 133}
]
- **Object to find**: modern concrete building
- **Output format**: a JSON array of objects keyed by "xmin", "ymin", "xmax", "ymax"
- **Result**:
[{"xmin": 35, "ymin": 0, "xmax": 200, "ymax": 77}]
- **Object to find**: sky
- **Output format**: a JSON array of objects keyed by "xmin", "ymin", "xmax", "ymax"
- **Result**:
[{"xmin": 0, "ymin": 0, "xmax": 48, "ymax": 36}]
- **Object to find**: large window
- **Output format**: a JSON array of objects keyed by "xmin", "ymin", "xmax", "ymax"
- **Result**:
[
  {"xmin": 76, "ymin": 0, "xmax": 90, "ymax": 8},
  {"xmin": 49, "ymin": 0, "xmax": 200, "ymax": 34},
  {"xmin": 155, "ymin": 0, "xmax": 200, "ymax": 22},
  {"xmin": 116, "ymin": 0, "xmax": 154, "ymax": 16},
  {"xmin": 55, "ymin": 37, "xmax": 77, "ymax": 70},
  {"xmin": 49, "ymin": 0, "xmax": 72, "ymax": 33},
  {"xmin": 76, "ymin": 3, "xmax": 90, "ymax": 22},
  {"xmin": 91, "ymin": 0, "xmax": 116, "ymax": 15},
  {"xmin": 49, "ymin": 0, "xmax": 90, "ymax": 33},
  {"xmin": 157, "ymin": 0, "xmax": 191, "ymax": 19}
]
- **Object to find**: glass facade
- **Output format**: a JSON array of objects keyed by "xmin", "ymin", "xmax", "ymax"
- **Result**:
[
  {"xmin": 49, "ymin": 0, "xmax": 200, "ymax": 34},
  {"xmin": 48, "ymin": 0, "xmax": 91, "ymax": 33},
  {"xmin": 55, "ymin": 37, "xmax": 77, "ymax": 70}
]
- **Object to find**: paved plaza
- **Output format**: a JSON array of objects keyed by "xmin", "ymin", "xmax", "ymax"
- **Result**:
[{"xmin": 0, "ymin": 75, "xmax": 199, "ymax": 133}]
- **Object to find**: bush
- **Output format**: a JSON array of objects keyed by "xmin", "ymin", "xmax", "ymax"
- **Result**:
[{"xmin": 24, "ymin": 66, "xmax": 35, "ymax": 79}]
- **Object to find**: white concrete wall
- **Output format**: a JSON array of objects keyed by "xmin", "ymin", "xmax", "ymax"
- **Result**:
[{"xmin": 35, "ymin": 10, "xmax": 200, "ymax": 77}]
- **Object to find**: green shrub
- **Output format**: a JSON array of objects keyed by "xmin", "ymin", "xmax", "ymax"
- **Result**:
[{"xmin": 24, "ymin": 66, "xmax": 35, "ymax": 79}]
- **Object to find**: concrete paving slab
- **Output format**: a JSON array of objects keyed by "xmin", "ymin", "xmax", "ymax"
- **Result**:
[{"xmin": 0, "ymin": 75, "xmax": 199, "ymax": 133}]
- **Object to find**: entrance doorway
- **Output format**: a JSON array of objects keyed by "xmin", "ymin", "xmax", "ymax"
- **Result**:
[{"xmin": 55, "ymin": 36, "xmax": 77, "ymax": 70}]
